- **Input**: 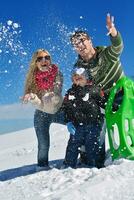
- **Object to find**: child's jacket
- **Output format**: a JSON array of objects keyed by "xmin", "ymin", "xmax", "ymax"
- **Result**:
[{"xmin": 62, "ymin": 83, "xmax": 105, "ymax": 126}]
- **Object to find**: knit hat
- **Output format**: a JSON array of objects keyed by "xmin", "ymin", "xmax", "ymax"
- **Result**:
[{"xmin": 71, "ymin": 67, "xmax": 91, "ymax": 80}]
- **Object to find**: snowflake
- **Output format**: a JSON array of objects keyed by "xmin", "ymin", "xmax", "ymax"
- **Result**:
[
  {"xmin": 13, "ymin": 23, "xmax": 19, "ymax": 29},
  {"xmin": 7, "ymin": 20, "xmax": 13, "ymax": 26}
]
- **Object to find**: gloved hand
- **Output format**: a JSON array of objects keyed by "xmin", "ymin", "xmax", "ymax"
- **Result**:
[{"xmin": 67, "ymin": 122, "xmax": 76, "ymax": 135}]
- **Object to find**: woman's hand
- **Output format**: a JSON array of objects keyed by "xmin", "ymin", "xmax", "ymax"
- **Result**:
[
  {"xmin": 21, "ymin": 93, "xmax": 36, "ymax": 104},
  {"xmin": 42, "ymin": 92, "xmax": 54, "ymax": 103}
]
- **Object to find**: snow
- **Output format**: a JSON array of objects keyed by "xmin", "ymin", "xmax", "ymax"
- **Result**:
[
  {"xmin": 0, "ymin": 16, "xmax": 134, "ymax": 199},
  {"xmin": 0, "ymin": 20, "xmax": 27, "ymax": 69},
  {"xmin": 7, "ymin": 20, "xmax": 13, "ymax": 26},
  {"xmin": 12, "ymin": 23, "xmax": 19, "ymax": 29},
  {"xmin": 0, "ymin": 124, "xmax": 134, "ymax": 200},
  {"xmin": 80, "ymin": 16, "xmax": 84, "ymax": 19}
]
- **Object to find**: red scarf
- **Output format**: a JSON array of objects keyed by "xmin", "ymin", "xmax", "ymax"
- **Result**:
[{"xmin": 35, "ymin": 64, "xmax": 58, "ymax": 90}]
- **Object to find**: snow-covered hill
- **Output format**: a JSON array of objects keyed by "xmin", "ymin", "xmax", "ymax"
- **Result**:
[{"xmin": 0, "ymin": 124, "xmax": 134, "ymax": 200}]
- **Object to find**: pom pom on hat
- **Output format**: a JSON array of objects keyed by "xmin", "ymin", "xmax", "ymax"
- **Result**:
[{"xmin": 71, "ymin": 67, "xmax": 91, "ymax": 80}]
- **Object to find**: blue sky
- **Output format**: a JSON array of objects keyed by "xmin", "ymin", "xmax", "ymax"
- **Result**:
[{"xmin": 0, "ymin": 0, "xmax": 134, "ymax": 105}]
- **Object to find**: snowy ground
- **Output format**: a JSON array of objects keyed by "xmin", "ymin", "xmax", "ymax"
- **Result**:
[{"xmin": 0, "ymin": 124, "xmax": 134, "ymax": 200}]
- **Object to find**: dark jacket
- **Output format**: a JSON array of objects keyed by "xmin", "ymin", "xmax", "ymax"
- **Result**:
[{"xmin": 62, "ymin": 83, "xmax": 105, "ymax": 126}]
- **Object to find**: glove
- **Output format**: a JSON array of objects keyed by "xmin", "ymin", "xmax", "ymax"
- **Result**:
[{"xmin": 67, "ymin": 122, "xmax": 76, "ymax": 135}]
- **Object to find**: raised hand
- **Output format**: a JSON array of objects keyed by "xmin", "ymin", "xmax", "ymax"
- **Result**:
[{"xmin": 106, "ymin": 13, "xmax": 117, "ymax": 37}]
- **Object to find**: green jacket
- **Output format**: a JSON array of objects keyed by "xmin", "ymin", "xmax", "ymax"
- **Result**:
[{"xmin": 75, "ymin": 32, "xmax": 124, "ymax": 96}]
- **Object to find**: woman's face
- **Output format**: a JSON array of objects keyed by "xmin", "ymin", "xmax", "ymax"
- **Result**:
[
  {"xmin": 72, "ymin": 74, "xmax": 87, "ymax": 87},
  {"xmin": 36, "ymin": 51, "xmax": 51, "ymax": 71}
]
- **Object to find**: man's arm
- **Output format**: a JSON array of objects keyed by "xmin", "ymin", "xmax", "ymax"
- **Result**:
[{"xmin": 106, "ymin": 13, "xmax": 123, "ymax": 59}]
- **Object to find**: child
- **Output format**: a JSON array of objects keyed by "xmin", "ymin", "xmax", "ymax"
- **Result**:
[{"xmin": 62, "ymin": 67, "xmax": 105, "ymax": 168}]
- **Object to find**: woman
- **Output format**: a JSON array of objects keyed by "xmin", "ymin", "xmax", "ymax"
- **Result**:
[{"xmin": 23, "ymin": 49, "xmax": 65, "ymax": 168}]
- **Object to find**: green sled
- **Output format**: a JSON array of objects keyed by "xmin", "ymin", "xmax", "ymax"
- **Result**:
[{"xmin": 105, "ymin": 76, "xmax": 134, "ymax": 160}]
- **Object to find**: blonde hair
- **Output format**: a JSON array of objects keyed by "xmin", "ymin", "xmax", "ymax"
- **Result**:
[{"xmin": 24, "ymin": 49, "xmax": 51, "ymax": 97}]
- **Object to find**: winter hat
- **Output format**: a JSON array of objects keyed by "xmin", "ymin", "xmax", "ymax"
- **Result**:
[{"xmin": 71, "ymin": 67, "xmax": 91, "ymax": 80}]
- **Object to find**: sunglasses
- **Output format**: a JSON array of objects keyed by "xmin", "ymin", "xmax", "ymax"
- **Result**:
[
  {"xmin": 72, "ymin": 37, "xmax": 87, "ymax": 47},
  {"xmin": 36, "ymin": 55, "xmax": 51, "ymax": 62}
]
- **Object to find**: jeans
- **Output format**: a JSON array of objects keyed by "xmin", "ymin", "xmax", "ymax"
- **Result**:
[
  {"xmin": 34, "ymin": 109, "xmax": 65, "ymax": 166},
  {"xmin": 79, "ymin": 118, "xmax": 106, "ymax": 167},
  {"xmin": 64, "ymin": 123, "xmax": 103, "ymax": 168}
]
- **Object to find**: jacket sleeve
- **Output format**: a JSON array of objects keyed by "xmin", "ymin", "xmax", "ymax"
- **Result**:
[
  {"xmin": 61, "ymin": 92, "xmax": 76, "ymax": 123},
  {"xmin": 30, "ymin": 94, "xmax": 42, "ymax": 107},
  {"xmin": 106, "ymin": 32, "xmax": 124, "ymax": 61},
  {"xmin": 91, "ymin": 85, "xmax": 106, "ymax": 109}
]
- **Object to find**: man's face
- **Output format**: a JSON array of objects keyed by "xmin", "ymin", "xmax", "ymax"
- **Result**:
[{"xmin": 72, "ymin": 35, "xmax": 93, "ymax": 57}]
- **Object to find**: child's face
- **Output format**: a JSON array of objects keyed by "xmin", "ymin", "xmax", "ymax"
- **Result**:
[{"xmin": 72, "ymin": 74, "xmax": 87, "ymax": 87}]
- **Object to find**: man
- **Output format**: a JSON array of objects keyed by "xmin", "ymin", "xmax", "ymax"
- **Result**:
[
  {"xmin": 70, "ymin": 13, "xmax": 124, "ymax": 100},
  {"xmin": 70, "ymin": 13, "xmax": 125, "ymax": 166}
]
